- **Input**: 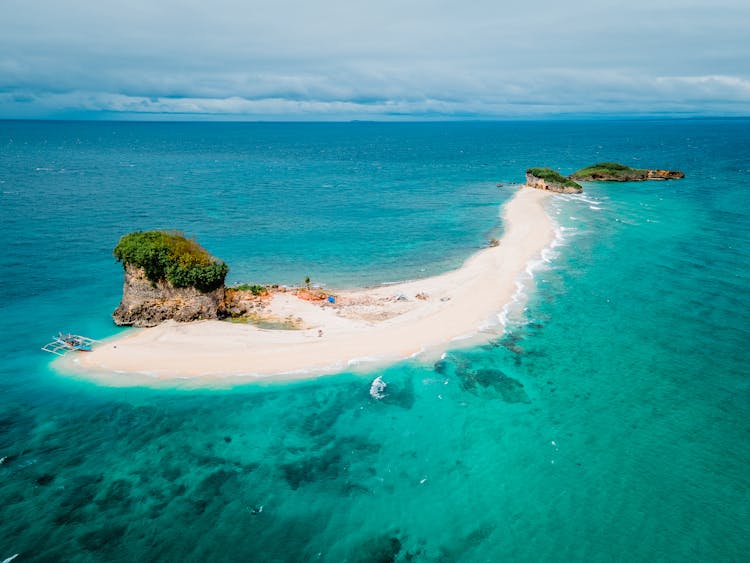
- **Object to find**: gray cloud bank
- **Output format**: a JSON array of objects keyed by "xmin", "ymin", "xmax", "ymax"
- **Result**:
[{"xmin": 1, "ymin": 0, "xmax": 748, "ymax": 119}]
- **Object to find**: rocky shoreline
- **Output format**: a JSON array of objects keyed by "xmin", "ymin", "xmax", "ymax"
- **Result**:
[
  {"xmin": 523, "ymin": 162, "xmax": 684, "ymax": 194},
  {"xmin": 113, "ymin": 264, "xmax": 337, "ymax": 328}
]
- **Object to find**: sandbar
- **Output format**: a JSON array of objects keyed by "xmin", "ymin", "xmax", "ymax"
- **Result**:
[{"xmin": 60, "ymin": 187, "xmax": 553, "ymax": 386}]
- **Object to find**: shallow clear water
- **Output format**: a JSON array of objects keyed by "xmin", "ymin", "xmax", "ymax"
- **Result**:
[{"xmin": 0, "ymin": 120, "xmax": 748, "ymax": 561}]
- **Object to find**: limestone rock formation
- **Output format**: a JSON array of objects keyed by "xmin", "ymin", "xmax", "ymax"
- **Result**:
[
  {"xmin": 223, "ymin": 287, "xmax": 268, "ymax": 318},
  {"xmin": 113, "ymin": 265, "xmax": 225, "ymax": 327},
  {"xmin": 525, "ymin": 168, "xmax": 583, "ymax": 194},
  {"xmin": 645, "ymin": 169, "xmax": 685, "ymax": 180}
]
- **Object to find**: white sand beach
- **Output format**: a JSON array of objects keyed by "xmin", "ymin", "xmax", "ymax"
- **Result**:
[{"xmin": 61, "ymin": 187, "xmax": 553, "ymax": 386}]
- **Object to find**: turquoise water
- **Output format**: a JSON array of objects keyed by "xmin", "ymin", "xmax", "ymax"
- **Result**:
[{"xmin": 0, "ymin": 120, "xmax": 748, "ymax": 561}]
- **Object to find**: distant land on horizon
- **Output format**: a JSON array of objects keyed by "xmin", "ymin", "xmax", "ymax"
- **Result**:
[{"xmin": 2, "ymin": 115, "xmax": 749, "ymax": 123}]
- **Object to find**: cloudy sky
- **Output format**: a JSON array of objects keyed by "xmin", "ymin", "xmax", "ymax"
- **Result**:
[{"xmin": 1, "ymin": 0, "xmax": 748, "ymax": 119}]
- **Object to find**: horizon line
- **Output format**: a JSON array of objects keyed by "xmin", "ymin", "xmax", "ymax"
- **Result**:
[{"xmin": 2, "ymin": 115, "xmax": 749, "ymax": 124}]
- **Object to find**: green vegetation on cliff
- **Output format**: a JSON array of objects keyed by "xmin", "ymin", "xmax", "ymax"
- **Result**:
[
  {"xmin": 570, "ymin": 162, "xmax": 645, "ymax": 180},
  {"xmin": 526, "ymin": 167, "xmax": 582, "ymax": 190},
  {"xmin": 114, "ymin": 231, "xmax": 228, "ymax": 293}
]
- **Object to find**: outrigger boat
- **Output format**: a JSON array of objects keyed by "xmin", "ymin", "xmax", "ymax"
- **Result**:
[{"xmin": 42, "ymin": 333, "xmax": 99, "ymax": 356}]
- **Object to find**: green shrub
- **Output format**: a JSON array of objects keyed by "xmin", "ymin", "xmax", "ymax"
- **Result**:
[
  {"xmin": 589, "ymin": 162, "xmax": 631, "ymax": 171},
  {"xmin": 235, "ymin": 284, "xmax": 267, "ymax": 295},
  {"xmin": 571, "ymin": 162, "xmax": 646, "ymax": 178},
  {"xmin": 114, "ymin": 231, "xmax": 228, "ymax": 292},
  {"xmin": 250, "ymin": 284, "xmax": 266, "ymax": 296},
  {"xmin": 526, "ymin": 167, "xmax": 582, "ymax": 189}
]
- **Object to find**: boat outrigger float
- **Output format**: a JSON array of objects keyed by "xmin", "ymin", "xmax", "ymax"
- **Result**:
[{"xmin": 42, "ymin": 333, "xmax": 99, "ymax": 356}]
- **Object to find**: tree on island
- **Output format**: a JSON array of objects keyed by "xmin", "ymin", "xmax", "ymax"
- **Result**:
[
  {"xmin": 113, "ymin": 231, "xmax": 228, "ymax": 293},
  {"xmin": 525, "ymin": 167, "xmax": 583, "ymax": 193}
]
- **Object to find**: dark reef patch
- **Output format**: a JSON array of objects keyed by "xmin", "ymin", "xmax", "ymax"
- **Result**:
[
  {"xmin": 54, "ymin": 474, "xmax": 104, "ymax": 524},
  {"xmin": 0, "ymin": 408, "xmax": 36, "ymax": 450},
  {"xmin": 351, "ymin": 534, "xmax": 404, "ymax": 563},
  {"xmin": 62, "ymin": 454, "xmax": 86, "ymax": 468},
  {"xmin": 380, "ymin": 377, "xmax": 416, "ymax": 410},
  {"xmin": 191, "ymin": 498, "xmax": 209, "ymax": 515},
  {"xmin": 433, "ymin": 359, "xmax": 449, "ymax": 375},
  {"xmin": 499, "ymin": 332, "xmax": 526, "ymax": 356},
  {"xmin": 343, "ymin": 481, "xmax": 373, "ymax": 496},
  {"xmin": 282, "ymin": 450, "xmax": 343, "ymax": 490},
  {"xmin": 456, "ymin": 367, "xmax": 531, "ymax": 403},
  {"xmin": 436, "ymin": 522, "xmax": 496, "ymax": 560},
  {"xmin": 281, "ymin": 436, "xmax": 381, "ymax": 490},
  {"xmin": 161, "ymin": 464, "xmax": 183, "ymax": 482},
  {"xmin": 35, "ymin": 473, "xmax": 55, "ymax": 486},
  {"xmin": 78, "ymin": 525, "xmax": 127, "ymax": 553},
  {"xmin": 97, "ymin": 478, "xmax": 133, "ymax": 510},
  {"xmin": 196, "ymin": 468, "xmax": 240, "ymax": 498},
  {"xmin": 300, "ymin": 402, "xmax": 345, "ymax": 447}
]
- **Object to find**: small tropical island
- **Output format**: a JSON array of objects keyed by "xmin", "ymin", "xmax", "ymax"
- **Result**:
[
  {"xmin": 570, "ymin": 162, "xmax": 685, "ymax": 182},
  {"xmin": 525, "ymin": 167, "xmax": 583, "ymax": 193},
  {"xmin": 63, "ymin": 157, "xmax": 686, "ymax": 383},
  {"xmin": 523, "ymin": 162, "xmax": 684, "ymax": 193},
  {"xmin": 61, "ymin": 187, "xmax": 556, "ymax": 383}
]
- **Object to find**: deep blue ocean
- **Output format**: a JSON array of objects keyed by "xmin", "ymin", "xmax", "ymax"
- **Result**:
[{"xmin": 0, "ymin": 120, "xmax": 748, "ymax": 561}]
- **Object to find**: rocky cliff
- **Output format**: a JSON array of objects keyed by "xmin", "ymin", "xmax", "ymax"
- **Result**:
[
  {"xmin": 113, "ymin": 264, "xmax": 225, "ymax": 327},
  {"xmin": 525, "ymin": 168, "xmax": 583, "ymax": 194},
  {"xmin": 645, "ymin": 169, "xmax": 685, "ymax": 180}
]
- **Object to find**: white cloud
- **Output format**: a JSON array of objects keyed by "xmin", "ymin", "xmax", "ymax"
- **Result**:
[
  {"xmin": 0, "ymin": 0, "xmax": 748, "ymax": 118},
  {"xmin": 655, "ymin": 75, "xmax": 750, "ymax": 96}
]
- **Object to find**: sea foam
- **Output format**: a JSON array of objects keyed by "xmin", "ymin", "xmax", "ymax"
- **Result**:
[{"xmin": 369, "ymin": 376, "xmax": 387, "ymax": 399}]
